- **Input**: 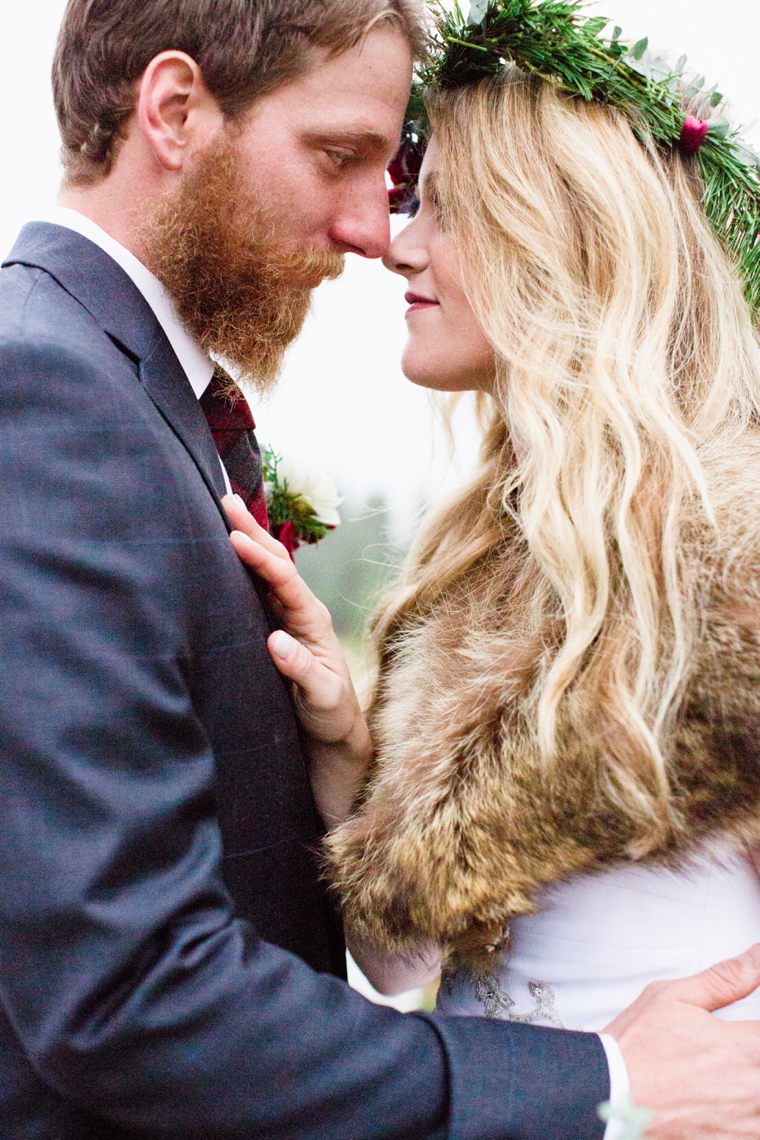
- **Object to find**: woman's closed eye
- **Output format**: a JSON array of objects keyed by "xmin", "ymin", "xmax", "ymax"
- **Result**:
[{"xmin": 418, "ymin": 176, "xmax": 444, "ymax": 223}]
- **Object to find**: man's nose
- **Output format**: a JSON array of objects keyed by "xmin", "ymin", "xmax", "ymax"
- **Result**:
[{"xmin": 328, "ymin": 183, "xmax": 392, "ymax": 260}]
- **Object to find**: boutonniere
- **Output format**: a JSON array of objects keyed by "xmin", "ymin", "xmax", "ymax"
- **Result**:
[{"xmin": 263, "ymin": 447, "xmax": 341, "ymax": 559}]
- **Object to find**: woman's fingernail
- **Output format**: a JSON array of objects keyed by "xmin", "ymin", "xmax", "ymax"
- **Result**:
[
  {"xmin": 234, "ymin": 494, "xmax": 247, "ymax": 507},
  {"xmin": 271, "ymin": 631, "xmax": 297, "ymax": 660}
]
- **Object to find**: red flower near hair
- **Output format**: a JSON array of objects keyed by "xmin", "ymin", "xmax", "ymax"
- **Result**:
[
  {"xmin": 388, "ymin": 136, "xmax": 422, "ymax": 186},
  {"xmin": 679, "ymin": 115, "xmax": 709, "ymax": 156},
  {"xmin": 388, "ymin": 125, "xmax": 425, "ymax": 215},
  {"xmin": 388, "ymin": 186, "xmax": 410, "ymax": 211}
]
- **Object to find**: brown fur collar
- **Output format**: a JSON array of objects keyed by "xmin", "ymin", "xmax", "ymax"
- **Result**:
[{"xmin": 325, "ymin": 495, "xmax": 760, "ymax": 971}]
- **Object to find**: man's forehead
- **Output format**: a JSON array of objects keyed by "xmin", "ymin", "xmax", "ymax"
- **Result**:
[
  {"xmin": 276, "ymin": 29, "xmax": 412, "ymax": 118},
  {"xmin": 242, "ymin": 28, "xmax": 411, "ymax": 154}
]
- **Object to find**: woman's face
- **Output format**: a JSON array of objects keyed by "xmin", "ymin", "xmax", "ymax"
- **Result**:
[{"xmin": 384, "ymin": 136, "xmax": 496, "ymax": 392}]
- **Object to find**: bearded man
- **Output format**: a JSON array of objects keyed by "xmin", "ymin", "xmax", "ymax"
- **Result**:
[{"xmin": 2, "ymin": 2, "xmax": 760, "ymax": 1139}]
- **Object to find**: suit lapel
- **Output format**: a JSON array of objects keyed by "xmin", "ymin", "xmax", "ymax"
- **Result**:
[
  {"xmin": 3, "ymin": 222, "xmax": 228, "ymax": 514},
  {"xmin": 138, "ymin": 333, "xmax": 228, "ymax": 508}
]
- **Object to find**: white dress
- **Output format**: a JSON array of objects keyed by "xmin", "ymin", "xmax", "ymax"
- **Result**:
[{"xmin": 435, "ymin": 847, "xmax": 760, "ymax": 1030}]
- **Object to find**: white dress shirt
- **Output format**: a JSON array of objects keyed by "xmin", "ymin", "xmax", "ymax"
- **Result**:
[
  {"xmin": 598, "ymin": 1034, "xmax": 630, "ymax": 1140},
  {"xmin": 35, "ymin": 207, "xmax": 231, "ymax": 493}
]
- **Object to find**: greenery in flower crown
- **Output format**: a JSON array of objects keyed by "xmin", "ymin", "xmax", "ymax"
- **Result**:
[
  {"xmin": 262, "ymin": 447, "xmax": 331, "ymax": 545},
  {"xmin": 408, "ymin": 0, "xmax": 760, "ymax": 318}
]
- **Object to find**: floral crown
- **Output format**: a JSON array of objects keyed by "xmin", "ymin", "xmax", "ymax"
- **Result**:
[{"xmin": 387, "ymin": 0, "xmax": 760, "ymax": 318}]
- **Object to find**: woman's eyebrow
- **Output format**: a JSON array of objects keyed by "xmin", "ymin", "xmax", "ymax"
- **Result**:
[{"xmin": 420, "ymin": 170, "xmax": 439, "ymax": 199}]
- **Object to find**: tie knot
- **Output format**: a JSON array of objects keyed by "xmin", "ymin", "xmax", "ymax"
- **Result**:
[{"xmin": 200, "ymin": 365, "xmax": 256, "ymax": 433}]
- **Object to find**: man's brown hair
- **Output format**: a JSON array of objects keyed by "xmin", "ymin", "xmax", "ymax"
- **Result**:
[{"xmin": 53, "ymin": 0, "xmax": 427, "ymax": 185}]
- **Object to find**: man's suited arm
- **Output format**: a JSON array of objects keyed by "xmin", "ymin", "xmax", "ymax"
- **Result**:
[{"xmin": 0, "ymin": 328, "xmax": 608, "ymax": 1140}]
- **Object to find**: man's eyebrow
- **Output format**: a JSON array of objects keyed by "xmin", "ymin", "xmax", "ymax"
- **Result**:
[{"xmin": 301, "ymin": 128, "xmax": 394, "ymax": 152}]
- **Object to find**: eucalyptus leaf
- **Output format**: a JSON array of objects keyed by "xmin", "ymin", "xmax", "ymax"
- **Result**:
[
  {"xmin": 649, "ymin": 57, "xmax": 673, "ymax": 83},
  {"xmin": 630, "ymin": 36, "xmax": 648, "ymax": 61},
  {"xmin": 640, "ymin": 49, "xmax": 654, "ymax": 81},
  {"xmin": 467, "ymin": 0, "xmax": 488, "ymax": 26},
  {"xmin": 598, "ymin": 1098, "xmax": 652, "ymax": 1140},
  {"xmin": 710, "ymin": 91, "xmax": 724, "ymax": 108},
  {"xmin": 732, "ymin": 142, "xmax": 760, "ymax": 169},
  {"xmin": 685, "ymin": 75, "xmax": 706, "ymax": 99},
  {"xmin": 707, "ymin": 116, "xmax": 731, "ymax": 138},
  {"xmin": 625, "ymin": 55, "xmax": 647, "ymax": 77},
  {"xmin": 612, "ymin": 25, "xmax": 622, "ymax": 41},
  {"xmin": 675, "ymin": 54, "xmax": 687, "ymax": 74},
  {"xmin": 696, "ymin": 82, "xmax": 718, "ymax": 118}
]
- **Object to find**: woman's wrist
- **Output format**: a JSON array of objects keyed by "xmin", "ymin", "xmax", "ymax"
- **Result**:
[
  {"xmin": 336, "ymin": 709, "xmax": 373, "ymax": 764},
  {"xmin": 349, "ymin": 934, "xmax": 442, "ymax": 997},
  {"xmin": 304, "ymin": 711, "xmax": 373, "ymax": 828}
]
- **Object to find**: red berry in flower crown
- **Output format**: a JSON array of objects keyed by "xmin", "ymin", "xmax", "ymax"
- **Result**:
[{"xmin": 679, "ymin": 115, "xmax": 709, "ymax": 155}]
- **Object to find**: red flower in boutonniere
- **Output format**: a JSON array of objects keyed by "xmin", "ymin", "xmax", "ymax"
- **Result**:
[{"xmin": 272, "ymin": 520, "xmax": 299, "ymax": 558}]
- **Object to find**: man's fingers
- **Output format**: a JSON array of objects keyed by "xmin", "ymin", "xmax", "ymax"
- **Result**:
[{"xmin": 658, "ymin": 943, "xmax": 760, "ymax": 1013}]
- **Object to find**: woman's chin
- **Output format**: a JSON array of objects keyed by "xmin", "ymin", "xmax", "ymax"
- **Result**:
[
  {"xmin": 401, "ymin": 351, "xmax": 466, "ymax": 392},
  {"xmin": 401, "ymin": 361, "xmax": 488, "ymax": 393}
]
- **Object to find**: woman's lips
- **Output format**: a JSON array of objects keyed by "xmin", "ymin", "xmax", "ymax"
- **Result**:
[{"xmin": 405, "ymin": 292, "xmax": 439, "ymax": 313}]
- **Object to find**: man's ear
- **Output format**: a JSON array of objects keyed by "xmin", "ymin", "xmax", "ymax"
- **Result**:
[{"xmin": 136, "ymin": 51, "xmax": 224, "ymax": 171}]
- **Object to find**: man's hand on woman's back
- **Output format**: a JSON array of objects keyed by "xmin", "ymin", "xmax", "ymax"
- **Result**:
[{"xmin": 606, "ymin": 943, "xmax": 760, "ymax": 1138}]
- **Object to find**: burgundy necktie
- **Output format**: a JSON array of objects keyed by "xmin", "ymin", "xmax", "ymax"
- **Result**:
[{"xmin": 199, "ymin": 365, "xmax": 269, "ymax": 530}]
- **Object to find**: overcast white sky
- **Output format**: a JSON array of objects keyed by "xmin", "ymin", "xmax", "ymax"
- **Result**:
[{"xmin": 3, "ymin": 0, "xmax": 760, "ymax": 527}]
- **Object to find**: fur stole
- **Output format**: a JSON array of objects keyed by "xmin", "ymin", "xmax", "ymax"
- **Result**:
[{"xmin": 325, "ymin": 463, "xmax": 760, "ymax": 972}]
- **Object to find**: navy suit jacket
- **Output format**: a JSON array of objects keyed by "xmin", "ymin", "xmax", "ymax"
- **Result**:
[{"xmin": 0, "ymin": 223, "xmax": 608, "ymax": 1139}]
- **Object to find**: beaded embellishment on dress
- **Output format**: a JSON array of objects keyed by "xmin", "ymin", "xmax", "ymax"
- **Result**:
[
  {"xmin": 474, "ymin": 975, "xmax": 516, "ymax": 1019},
  {"xmin": 474, "ymin": 976, "xmax": 564, "ymax": 1027}
]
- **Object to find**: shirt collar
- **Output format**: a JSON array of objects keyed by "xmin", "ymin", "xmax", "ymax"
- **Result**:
[{"xmin": 37, "ymin": 207, "xmax": 215, "ymax": 400}]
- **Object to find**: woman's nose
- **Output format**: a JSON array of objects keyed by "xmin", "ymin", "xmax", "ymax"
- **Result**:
[{"xmin": 382, "ymin": 218, "xmax": 428, "ymax": 277}]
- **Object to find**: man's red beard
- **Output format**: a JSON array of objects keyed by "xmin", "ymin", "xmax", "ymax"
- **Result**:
[{"xmin": 143, "ymin": 138, "xmax": 345, "ymax": 394}]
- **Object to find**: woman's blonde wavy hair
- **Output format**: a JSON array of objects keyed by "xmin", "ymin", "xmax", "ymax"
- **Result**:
[{"xmin": 372, "ymin": 69, "xmax": 760, "ymax": 853}]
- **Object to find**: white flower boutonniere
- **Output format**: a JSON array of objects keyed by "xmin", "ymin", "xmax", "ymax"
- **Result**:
[{"xmin": 263, "ymin": 448, "xmax": 341, "ymax": 558}]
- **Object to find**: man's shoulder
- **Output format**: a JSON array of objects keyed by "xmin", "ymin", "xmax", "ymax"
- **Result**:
[
  {"xmin": 1, "ymin": 260, "xmax": 117, "ymax": 360},
  {"xmin": 0, "ymin": 260, "xmax": 138, "ymax": 402}
]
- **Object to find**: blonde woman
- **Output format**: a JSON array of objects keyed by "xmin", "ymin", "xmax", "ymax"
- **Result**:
[{"xmin": 228, "ymin": 31, "xmax": 760, "ymax": 1033}]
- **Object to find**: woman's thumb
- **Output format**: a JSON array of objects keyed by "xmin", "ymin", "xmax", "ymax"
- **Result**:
[
  {"xmin": 269, "ymin": 630, "xmax": 310, "ymax": 675},
  {"xmin": 666, "ymin": 943, "xmax": 760, "ymax": 1012}
]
